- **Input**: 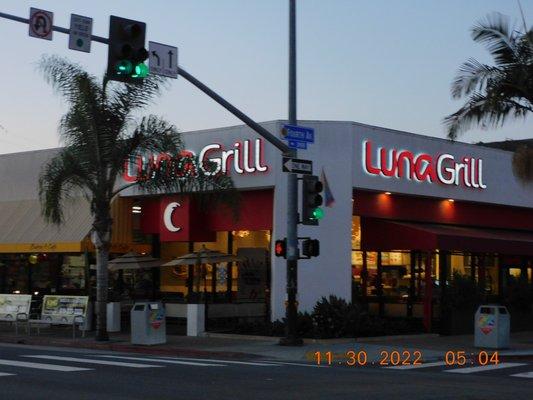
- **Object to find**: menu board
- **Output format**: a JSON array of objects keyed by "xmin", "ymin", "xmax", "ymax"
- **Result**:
[
  {"xmin": 0, "ymin": 294, "xmax": 32, "ymax": 321},
  {"xmin": 41, "ymin": 295, "xmax": 89, "ymax": 324}
]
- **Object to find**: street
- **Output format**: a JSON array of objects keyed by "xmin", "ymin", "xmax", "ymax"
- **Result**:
[{"xmin": 0, "ymin": 343, "xmax": 531, "ymax": 400}]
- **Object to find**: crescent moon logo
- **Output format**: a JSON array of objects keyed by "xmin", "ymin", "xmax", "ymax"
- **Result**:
[{"xmin": 163, "ymin": 202, "xmax": 181, "ymax": 232}]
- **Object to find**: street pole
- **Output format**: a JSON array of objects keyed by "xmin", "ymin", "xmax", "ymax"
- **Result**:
[{"xmin": 279, "ymin": 0, "xmax": 302, "ymax": 346}]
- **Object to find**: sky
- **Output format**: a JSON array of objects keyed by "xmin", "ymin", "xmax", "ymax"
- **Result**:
[{"xmin": 1, "ymin": 0, "xmax": 533, "ymax": 154}]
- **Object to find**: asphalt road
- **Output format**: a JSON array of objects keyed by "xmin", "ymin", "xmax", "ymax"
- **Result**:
[{"xmin": 0, "ymin": 343, "xmax": 532, "ymax": 400}]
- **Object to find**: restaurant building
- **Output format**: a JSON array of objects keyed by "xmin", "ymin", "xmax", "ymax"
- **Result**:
[{"xmin": 1, "ymin": 120, "xmax": 533, "ymax": 333}]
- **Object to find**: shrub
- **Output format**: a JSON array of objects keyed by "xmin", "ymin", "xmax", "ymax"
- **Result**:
[{"xmin": 311, "ymin": 295, "xmax": 361, "ymax": 338}]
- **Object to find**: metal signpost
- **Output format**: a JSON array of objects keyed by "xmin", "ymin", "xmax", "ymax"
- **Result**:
[
  {"xmin": 0, "ymin": 1, "xmax": 304, "ymax": 346},
  {"xmin": 69, "ymin": 14, "xmax": 93, "ymax": 53},
  {"xmin": 149, "ymin": 41, "xmax": 178, "ymax": 79}
]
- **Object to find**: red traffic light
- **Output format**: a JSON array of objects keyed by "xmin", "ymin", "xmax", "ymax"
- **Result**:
[{"xmin": 275, "ymin": 239, "xmax": 287, "ymax": 258}]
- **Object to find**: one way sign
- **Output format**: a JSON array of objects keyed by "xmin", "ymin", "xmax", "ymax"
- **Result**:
[
  {"xmin": 149, "ymin": 41, "xmax": 178, "ymax": 79},
  {"xmin": 282, "ymin": 157, "xmax": 313, "ymax": 175}
]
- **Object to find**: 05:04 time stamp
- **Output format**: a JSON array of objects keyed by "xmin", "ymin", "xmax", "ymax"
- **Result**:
[{"xmin": 313, "ymin": 350, "xmax": 500, "ymax": 367}]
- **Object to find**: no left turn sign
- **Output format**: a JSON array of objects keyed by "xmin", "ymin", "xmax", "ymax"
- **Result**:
[{"xmin": 29, "ymin": 8, "xmax": 53, "ymax": 41}]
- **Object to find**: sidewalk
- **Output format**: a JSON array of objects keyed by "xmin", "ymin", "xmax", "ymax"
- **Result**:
[{"xmin": 0, "ymin": 324, "xmax": 532, "ymax": 363}]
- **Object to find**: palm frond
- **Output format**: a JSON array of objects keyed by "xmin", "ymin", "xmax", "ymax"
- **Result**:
[
  {"xmin": 444, "ymin": 92, "xmax": 531, "ymax": 140},
  {"xmin": 472, "ymin": 13, "xmax": 519, "ymax": 66},
  {"xmin": 451, "ymin": 58, "xmax": 503, "ymax": 99},
  {"xmin": 39, "ymin": 148, "xmax": 95, "ymax": 224}
]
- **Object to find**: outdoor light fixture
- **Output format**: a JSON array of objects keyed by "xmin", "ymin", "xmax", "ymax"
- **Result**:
[
  {"xmin": 448, "ymin": 199, "xmax": 455, "ymax": 203},
  {"xmin": 384, "ymin": 191, "xmax": 392, "ymax": 195},
  {"xmin": 132, "ymin": 205, "xmax": 142, "ymax": 214},
  {"xmin": 34, "ymin": 291, "xmax": 39, "ymax": 295},
  {"xmin": 13, "ymin": 290, "xmax": 20, "ymax": 294}
]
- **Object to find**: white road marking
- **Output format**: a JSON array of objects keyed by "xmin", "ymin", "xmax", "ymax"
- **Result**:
[
  {"xmin": 511, "ymin": 371, "xmax": 533, "ymax": 379},
  {"xmin": 158, "ymin": 356, "xmax": 281, "ymax": 367},
  {"xmin": 0, "ymin": 373, "xmax": 15, "ymax": 377},
  {"xmin": 385, "ymin": 361, "xmax": 447, "ymax": 370},
  {"xmin": 94, "ymin": 355, "xmax": 225, "ymax": 367},
  {"xmin": 446, "ymin": 363, "xmax": 527, "ymax": 374},
  {"xmin": 0, "ymin": 359, "xmax": 91, "ymax": 372},
  {"xmin": 263, "ymin": 361, "xmax": 327, "ymax": 368},
  {"xmin": 23, "ymin": 355, "xmax": 163, "ymax": 368}
]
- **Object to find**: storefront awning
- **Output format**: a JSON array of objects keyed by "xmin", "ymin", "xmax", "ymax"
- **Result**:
[
  {"xmin": 0, "ymin": 198, "xmax": 93, "ymax": 253},
  {"xmin": 361, "ymin": 218, "xmax": 533, "ymax": 255}
]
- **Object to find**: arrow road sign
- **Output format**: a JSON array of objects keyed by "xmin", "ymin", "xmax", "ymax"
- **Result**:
[
  {"xmin": 29, "ymin": 8, "xmax": 53, "ymax": 40},
  {"xmin": 149, "ymin": 41, "xmax": 178, "ymax": 79},
  {"xmin": 69, "ymin": 14, "xmax": 92, "ymax": 53},
  {"xmin": 282, "ymin": 157, "xmax": 313, "ymax": 174}
]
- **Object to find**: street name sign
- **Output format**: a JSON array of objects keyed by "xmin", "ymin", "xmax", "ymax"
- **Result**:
[
  {"xmin": 282, "ymin": 124, "xmax": 315, "ymax": 143},
  {"xmin": 69, "ymin": 14, "xmax": 92, "ymax": 53},
  {"xmin": 288, "ymin": 140, "xmax": 307, "ymax": 150},
  {"xmin": 29, "ymin": 8, "xmax": 53, "ymax": 40},
  {"xmin": 282, "ymin": 157, "xmax": 313, "ymax": 174},
  {"xmin": 149, "ymin": 41, "xmax": 178, "ymax": 79}
]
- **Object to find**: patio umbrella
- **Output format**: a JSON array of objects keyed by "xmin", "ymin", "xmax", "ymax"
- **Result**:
[
  {"xmin": 107, "ymin": 252, "xmax": 162, "ymax": 271},
  {"xmin": 161, "ymin": 245, "xmax": 243, "ymax": 266}
]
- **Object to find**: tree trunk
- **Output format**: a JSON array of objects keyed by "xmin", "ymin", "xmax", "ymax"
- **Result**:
[
  {"xmin": 92, "ymin": 209, "xmax": 112, "ymax": 342},
  {"xmin": 95, "ymin": 241, "xmax": 110, "ymax": 341}
]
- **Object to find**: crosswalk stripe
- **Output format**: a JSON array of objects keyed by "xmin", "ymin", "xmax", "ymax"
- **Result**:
[
  {"xmin": 511, "ymin": 371, "xmax": 533, "ymax": 379},
  {"xmin": 158, "ymin": 356, "xmax": 281, "ymax": 367},
  {"xmin": 94, "ymin": 355, "xmax": 225, "ymax": 367},
  {"xmin": 385, "ymin": 361, "xmax": 447, "ymax": 370},
  {"xmin": 446, "ymin": 362, "xmax": 527, "ymax": 374},
  {"xmin": 263, "ymin": 361, "xmax": 327, "ymax": 368},
  {"xmin": 23, "ymin": 355, "xmax": 163, "ymax": 368},
  {"xmin": 0, "ymin": 359, "xmax": 91, "ymax": 372},
  {"xmin": 0, "ymin": 373, "xmax": 15, "ymax": 377}
]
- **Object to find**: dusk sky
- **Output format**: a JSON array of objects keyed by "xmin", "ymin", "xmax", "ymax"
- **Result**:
[{"xmin": 1, "ymin": 0, "xmax": 533, "ymax": 154}]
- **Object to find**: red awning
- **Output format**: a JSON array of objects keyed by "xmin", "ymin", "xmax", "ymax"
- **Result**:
[{"xmin": 361, "ymin": 218, "xmax": 533, "ymax": 255}]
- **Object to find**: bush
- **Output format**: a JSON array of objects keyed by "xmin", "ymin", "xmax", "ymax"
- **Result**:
[{"xmin": 311, "ymin": 295, "xmax": 361, "ymax": 338}]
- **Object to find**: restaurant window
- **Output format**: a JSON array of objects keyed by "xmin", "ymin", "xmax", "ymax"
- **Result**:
[{"xmin": 61, "ymin": 255, "xmax": 86, "ymax": 291}]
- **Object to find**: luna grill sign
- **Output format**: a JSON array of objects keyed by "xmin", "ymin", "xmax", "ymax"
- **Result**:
[
  {"xmin": 362, "ymin": 140, "xmax": 487, "ymax": 189},
  {"xmin": 123, "ymin": 138, "xmax": 268, "ymax": 182}
]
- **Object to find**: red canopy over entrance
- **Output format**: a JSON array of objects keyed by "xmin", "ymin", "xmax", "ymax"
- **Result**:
[{"xmin": 361, "ymin": 217, "xmax": 533, "ymax": 255}]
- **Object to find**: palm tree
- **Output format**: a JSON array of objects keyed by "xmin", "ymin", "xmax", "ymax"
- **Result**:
[
  {"xmin": 444, "ymin": 13, "xmax": 533, "ymax": 140},
  {"xmin": 38, "ymin": 56, "xmax": 235, "ymax": 341},
  {"xmin": 444, "ymin": 13, "xmax": 533, "ymax": 182}
]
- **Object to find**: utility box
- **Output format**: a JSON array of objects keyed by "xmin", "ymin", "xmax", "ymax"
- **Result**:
[
  {"xmin": 475, "ymin": 305, "xmax": 510, "ymax": 349},
  {"xmin": 131, "ymin": 302, "xmax": 166, "ymax": 345}
]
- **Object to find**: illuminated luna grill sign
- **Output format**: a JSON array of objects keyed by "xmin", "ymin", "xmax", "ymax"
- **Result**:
[
  {"xmin": 362, "ymin": 140, "xmax": 487, "ymax": 189},
  {"xmin": 123, "ymin": 138, "xmax": 268, "ymax": 182}
]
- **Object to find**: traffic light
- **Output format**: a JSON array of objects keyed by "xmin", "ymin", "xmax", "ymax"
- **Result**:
[
  {"xmin": 107, "ymin": 16, "xmax": 149, "ymax": 83},
  {"xmin": 274, "ymin": 239, "xmax": 287, "ymax": 258},
  {"xmin": 302, "ymin": 239, "xmax": 320, "ymax": 258},
  {"xmin": 301, "ymin": 175, "xmax": 324, "ymax": 225}
]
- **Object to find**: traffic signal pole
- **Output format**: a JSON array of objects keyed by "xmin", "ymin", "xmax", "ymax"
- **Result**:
[
  {"xmin": 279, "ymin": 0, "xmax": 301, "ymax": 346},
  {"xmin": 1, "ymin": 6, "xmax": 302, "ymax": 345}
]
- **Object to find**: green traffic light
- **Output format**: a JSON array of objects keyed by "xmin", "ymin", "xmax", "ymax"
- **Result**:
[
  {"xmin": 132, "ymin": 62, "xmax": 149, "ymax": 78},
  {"xmin": 116, "ymin": 60, "xmax": 133, "ymax": 75},
  {"xmin": 312, "ymin": 207, "xmax": 324, "ymax": 220}
]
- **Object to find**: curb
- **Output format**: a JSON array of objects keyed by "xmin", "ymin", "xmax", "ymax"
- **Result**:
[{"xmin": 0, "ymin": 336, "xmax": 263, "ymax": 360}]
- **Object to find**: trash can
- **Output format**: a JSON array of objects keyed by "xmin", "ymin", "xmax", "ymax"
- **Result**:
[
  {"xmin": 475, "ymin": 305, "xmax": 510, "ymax": 349},
  {"xmin": 107, "ymin": 302, "xmax": 121, "ymax": 332},
  {"xmin": 130, "ymin": 302, "xmax": 166, "ymax": 345}
]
